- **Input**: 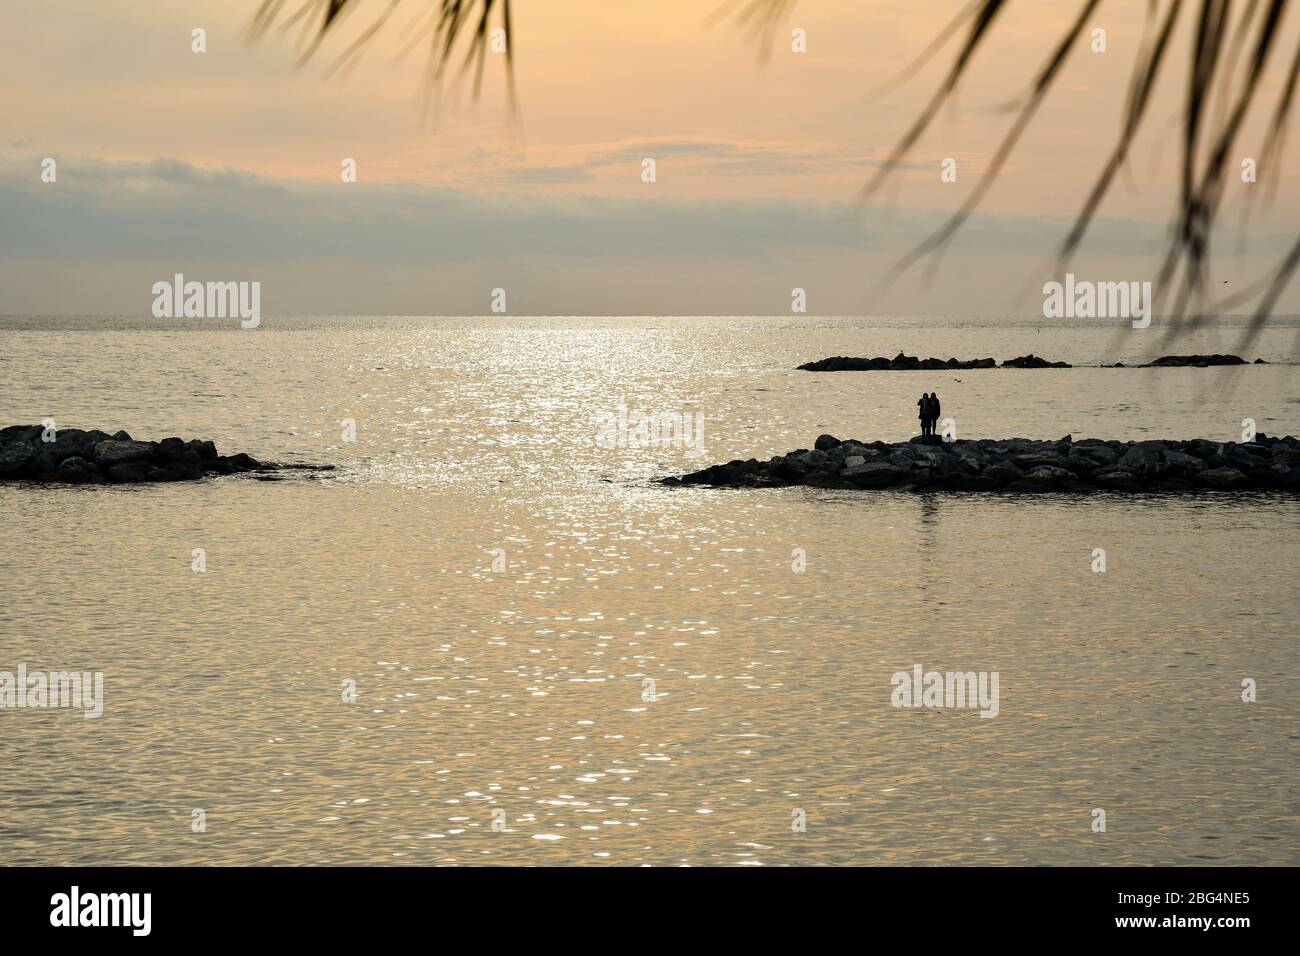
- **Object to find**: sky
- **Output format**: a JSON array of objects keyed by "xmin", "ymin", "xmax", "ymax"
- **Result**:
[{"xmin": 1, "ymin": 0, "xmax": 1297, "ymax": 316}]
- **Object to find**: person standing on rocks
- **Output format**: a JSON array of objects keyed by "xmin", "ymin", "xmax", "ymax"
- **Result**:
[
  {"xmin": 928, "ymin": 392, "xmax": 942, "ymax": 439},
  {"xmin": 918, "ymin": 393, "xmax": 932, "ymax": 437}
]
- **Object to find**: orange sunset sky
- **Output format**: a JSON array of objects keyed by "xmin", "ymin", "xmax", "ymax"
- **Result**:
[{"xmin": 2, "ymin": 0, "xmax": 1297, "ymax": 315}]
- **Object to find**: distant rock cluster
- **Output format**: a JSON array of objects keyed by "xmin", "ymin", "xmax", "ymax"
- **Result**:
[
  {"xmin": 1108, "ymin": 353, "xmax": 1260, "ymax": 368},
  {"xmin": 0, "ymin": 425, "xmax": 332, "ymax": 484},
  {"xmin": 664, "ymin": 433, "xmax": 1300, "ymax": 493},
  {"xmin": 796, "ymin": 352, "xmax": 1265, "ymax": 371}
]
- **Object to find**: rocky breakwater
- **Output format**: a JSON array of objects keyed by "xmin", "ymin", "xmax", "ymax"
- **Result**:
[
  {"xmin": 797, "ymin": 352, "xmax": 1069, "ymax": 371},
  {"xmin": 664, "ymin": 433, "xmax": 1300, "ymax": 493},
  {"xmin": 797, "ymin": 352, "xmax": 1266, "ymax": 371},
  {"xmin": 1110, "ymin": 353, "xmax": 1266, "ymax": 368},
  {"xmin": 0, "ymin": 425, "xmax": 333, "ymax": 484}
]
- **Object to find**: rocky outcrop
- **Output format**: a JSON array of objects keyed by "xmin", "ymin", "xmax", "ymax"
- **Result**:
[
  {"xmin": 999, "ymin": 353, "xmax": 1071, "ymax": 368},
  {"xmin": 0, "ymin": 425, "xmax": 334, "ymax": 484},
  {"xmin": 798, "ymin": 352, "xmax": 1267, "ymax": 371},
  {"xmin": 1107, "ymin": 354, "xmax": 1264, "ymax": 368},
  {"xmin": 797, "ymin": 353, "xmax": 1000, "ymax": 371},
  {"xmin": 664, "ymin": 433, "xmax": 1300, "ymax": 493}
]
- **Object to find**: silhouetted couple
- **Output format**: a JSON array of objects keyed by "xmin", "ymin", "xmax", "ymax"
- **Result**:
[{"xmin": 918, "ymin": 392, "xmax": 942, "ymax": 438}]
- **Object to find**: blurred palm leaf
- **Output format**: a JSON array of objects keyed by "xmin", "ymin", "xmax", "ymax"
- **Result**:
[{"xmin": 249, "ymin": 0, "xmax": 516, "ymax": 116}]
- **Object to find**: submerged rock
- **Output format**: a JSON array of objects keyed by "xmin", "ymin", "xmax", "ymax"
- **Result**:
[
  {"xmin": 664, "ymin": 433, "xmax": 1300, "ymax": 494},
  {"xmin": 0, "ymin": 425, "xmax": 334, "ymax": 485}
]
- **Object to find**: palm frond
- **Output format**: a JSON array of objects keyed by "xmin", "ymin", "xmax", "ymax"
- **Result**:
[
  {"xmin": 249, "ymin": 0, "xmax": 517, "ymax": 117},
  {"xmin": 852, "ymin": 0, "xmax": 1300, "ymax": 348}
]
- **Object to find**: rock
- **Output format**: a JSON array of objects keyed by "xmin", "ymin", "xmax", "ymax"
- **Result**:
[
  {"xmin": 1245, "ymin": 468, "xmax": 1282, "ymax": 488},
  {"xmin": 107, "ymin": 462, "xmax": 151, "ymax": 483},
  {"xmin": 188, "ymin": 439, "xmax": 218, "ymax": 461},
  {"xmin": 1014, "ymin": 452, "xmax": 1067, "ymax": 470},
  {"xmin": 51, "ymin": 456, "xmax": 100, "ymax": 484},
  {"xmin": 1075, "ymin": 444, "xmax": 1118, "ymax": 465},
  {"xmin": 1026, "ymin": 465, "xmax": 1073, "ymax": 483},
  {"xmin": 0, "ymin": 441, "xmax": 36, "ymax": 476},
  {"xmin": 814, "ymin": 434, "xmax": 841, "ymax": 451},
  {"xmin": 774, "ymin": 457, "xmax": 807, "ymax": 482},
  {"xmin": 1093, "ymin": 469, "xmax": 1141, "ymax": 490},
  {"xmin": 1196, "ymin": 467, "xmax": 1246, "ymax": 488},
  {"xmin": 843, "ymin": 455, "xmax": 866, "ymax": 468},
  {"xmin": 1144, "ymin": 354, "xmax": 1247, "ymax": 367},
  {"xmin": 215, "ymin": 453, "xmax": 261, "ymax": 472},
  {"xmin": 46, "ymin": 429, "xmax": 93, "ymax": 464},
  {"xmin": 94, "ymin": 440, "xmax": 157, "ymax": 464},
  {"xmin": 841, "ymin": 461, "xmax": 907, "ymax": 487},
  {"xmin": 984, "ymin": 463, "xmax": 1023, "ymax": 483},
  {"xmin": 1064, "ymin": 452, "xmax": 1103, "ymax": 475},
  {"xmin": 1160, "ymin": 450, "xmax": 1205, "ymax": 475},
  {"xmin": 1117, "ymin": 441, "xmax": 1166, "ymax": 475}
]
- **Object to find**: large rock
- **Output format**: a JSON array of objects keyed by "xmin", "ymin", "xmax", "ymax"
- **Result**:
[
  {"xmin": 0, "ymin": 441, "xmax": 36, "ymax": 476},
  {"xmin": 1160, "ymin": 450, "xmax": 1205, "ymax": 476},
  {"xmin": 841, "ymin": 461, "xmax": 907, "ymax": 487},
  {"xmin": 1117, "ymin": 441, "xmax": 1166, "ymax": 475},
  {"xmin": 52, "ymin": 456, "xmax": 100, "ymax": 484},
  {"xmin": 1026, "ymin": 465, "xmax": 1073, "ymax": 483},
  {"xmin": 94, "ymin": 440, "xmax": 157, "ymax": 464},
  {"xmin": 1093, "ymin": 469, "xmax": 1141, "ymax": 490},
  {"xmin": 1196, "ymin": 467, "xmax": 1246, "ymax": 488},
  {"xmin": 1014, "ymin": 452, "xmax": 1067, "ymax": 470},
  {"xmin": 983, "ymin": 463, "xmax": 1023, "ymax": 484},
  {"xmin": 107, "ymin": 462, "xmax": 151, "ymax": 483}
]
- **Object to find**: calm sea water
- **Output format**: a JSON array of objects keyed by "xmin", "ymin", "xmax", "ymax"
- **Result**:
[{"xmin": 1, "ymin": 314, "xmax": 1297, "ymax": 865}]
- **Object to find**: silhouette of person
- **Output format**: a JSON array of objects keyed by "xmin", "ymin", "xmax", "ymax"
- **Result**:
[
  {"xmin": 918, "ymin": 392, "xmax": 931, "ymax": 437},
  {"xmin": 929, "ymin": 392, "xmax": 942, "ymax": 439}
]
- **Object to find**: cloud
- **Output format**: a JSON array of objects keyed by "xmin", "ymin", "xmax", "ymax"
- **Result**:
[{"xmin": 0, "ymin": 155, "xmax": 1293, "ymax": 316}]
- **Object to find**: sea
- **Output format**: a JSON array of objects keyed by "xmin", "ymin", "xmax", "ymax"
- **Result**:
[{"xmin": 1, "ymin": 313, "xmax": 1297, "ymax": 865}]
